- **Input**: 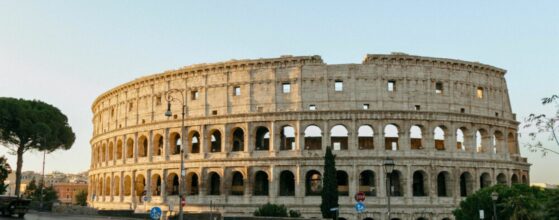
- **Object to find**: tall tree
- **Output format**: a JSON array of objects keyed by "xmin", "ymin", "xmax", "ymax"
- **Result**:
[
  {"xmin": 320, "ymin": 146, "xmax": 338, "ymax": 218},
  {"xmin": 523, "ymin": 94, "xmax": 559, "ymax": 155},
  {"xmin": 0, "ymin": 156, "xmax": 11, "ymax": 194},
  {"xmin": 0, "ymin": 97, "xmax": 75, "ymax": 196}
]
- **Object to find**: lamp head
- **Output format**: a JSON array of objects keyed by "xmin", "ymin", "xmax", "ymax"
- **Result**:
[
  {"xmin": 383, "ymin": 157, "xmax": 395, "ymax": 174},
  {"xmin": 491, "ymin": 191, "xmax": 498, "ymax": 201},
  {"xmin": 165, "ymin": 102, "xmax": 172, "ymax": 117}
]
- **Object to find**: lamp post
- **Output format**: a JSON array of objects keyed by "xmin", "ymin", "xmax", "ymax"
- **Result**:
[
  {"xmin": 491, "ymin": 191, "xmax": 498, "ymax": 220},
  {"xmin": 383, "ymin": 157, "xmax": 395, "ymax": 220},
  {"xmin": 165, "ymin": 89, "xmax": 186, "ymax": 220}
]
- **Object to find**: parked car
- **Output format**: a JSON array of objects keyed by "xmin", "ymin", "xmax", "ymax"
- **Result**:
[{"xmin": 0, "ymin": 196, "xmax": 31, "ymax": 218}]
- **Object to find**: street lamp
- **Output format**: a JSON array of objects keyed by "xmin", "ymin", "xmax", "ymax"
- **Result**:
[
  {"xmin": 165, "ymin": 89, "xmax": 186, "ymax": 220},
  {"xmin": 383, "ymin": 157, "xmax": 395, "ymax": 220},
  {"xmin": 491, "ymin": 191, "xmax": 499, "ymax": 220}
]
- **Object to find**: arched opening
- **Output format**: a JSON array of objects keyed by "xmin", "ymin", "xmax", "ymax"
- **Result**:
[
  {"xmin": 280, "ymin": 125, "xmax": 295, "ymax": 151},
  {"xmin": 170, "ymin": 132, "xmax": 181, "ymax": 155},
  {"xmin": 460, "ymin": 172, "xmax": 473, "ymax": 197},
  {"xmin": 410, "ymin": 125, "xmax": 423, "ymax": 150},
  {"xmin": 389, "ymin": 170, "xmax": 403, "ymax": 197},
  {"xmin": 166, "ymin": 173, "xmax": 179, "ymax": 195},
  {"xmin": 114, "ymin": 176, "xmax": 120, "ymax": 196},
  {"xmin": 279, "ymin": 171, "xmax": 295, "ymax": 196},
  {"xmin": 255, "ymin": 127, "xmax": 270, "ymax": 151},
  {"xmin": 304, "ymin": 125, "xmax": 322, "ymax": 150},
  {"xmin": 416, "ymin": 218, "xmax": 428, "ymax": 220},
  {"xmin": 210, "ymin": 130, "xmax": 222, "ymax": 153},
  {"xmin": 124, "ymin": 175, "xmax": 131, "ymax": 196},
  {"xmin": 116, "ymin": 140, "xmax": 123, "ymax": 159},
  {"xmin": 480, "ymin": 172, "xmax": 491, "ymax": 188},
  {"xmin": 359, "ymin": 170, "xmax": 376, "ymax": 196},
  {"xmin": 476, "ymin": 129, "xmax": 490, "ymax": 153},
  {"xmin": 98, "ymin": 178, "xmax": 104, "ymax": 196},
  {"xmin": 336, "ymin": 170, "xmax": 349, "ymax": 195},
  {"xmin": 105, "ymin": 176, "xmax": 111, "ymax": 196},
  {"xmin": 511, "ymin": 174, "xmax": 519, "ymax": 184},
  {"xmin": 493, "ymin": 131, "xmax": 504, "ymax": 154},
  {"xmin": 522, "ymin": 175, "xmax": 528, "ymax": 184},
  {"xmin": 437, "ymin": 171, "xmax": 451, "ymax": 197},
  {"xmin": 135, "ymin": 174, "xmax": 146, "ymax": 197},
  {"xmin": 108, "ymin": 142, "xmax": 114, "ymax": 160},
  {"xmin": 253, "ymin": 171, "xmax": 269, "ymax": 196},
  {"xmin": 412, "ymin": 171, "xmax": 428, "ymax": 196},
  {"xmin": 508, "ymin": 132, "xmax": 518, "ymax": 154},
  {"xmin": 497, "ymin": 173, "xmax": 507, "ymax": 185},
  {"xmin": 208, "ymin": 172, "xmax": 221, "ymax": 195},
  {"xmin": 434, "ymin": 126, "xmax": 446, "ymax": 150},
  {"xmin": 101, "ymin": 144, "xmax": 106, "ymax": 162},
  {"xmin": 358, "ymin": 125, "xmax": 374, "ymax": 149},
  {"xmin": 126, "ymin": 138, "xmax": 134, "ymax": 158},
  {"xmin": 330, "ymin": 125, "xmax": 348, "ymax": 150},
  {"xmin": 456, "ymin": 128, "xmax": 465, "ymax": 151},
  {"xmin": 151, "ymin": 174, "xmax": 161, "ymax": 196},
  {"xmin": 306, "ymin": 170, "xmax": 322, "ymax": 196},
  {"xmin": 187, "ymin": 173, "xmax": 199, "ymax": 195},
  {"xmin": 138, "ymin": 135, "xmax": 148, "ymax": 157},
  {"xmin": 384, "ymin": 124, "xmax": 399, "ymax": 150},
  {"xmin": 231, "ymin": 172, "xmax": 244, "ymax": 195},
  {"xmin": 363, "ymin": 218, "xmax": 374, "ymax": 220},
  {"xmin": 190, "ymin": 131, "xmax": 200, "ymax": 153},
  {"xmin": 153, "ymin": 134, "xmax": 163, "ymax": 156},
  {"xmin": 231, "ymin": 128, "xmax": 244, "ymax": 152}
]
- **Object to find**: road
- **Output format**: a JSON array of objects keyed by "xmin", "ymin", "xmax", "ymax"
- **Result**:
[{"xmin": 0, "ymin": 212, "xmax": 140, "ymax": 220}]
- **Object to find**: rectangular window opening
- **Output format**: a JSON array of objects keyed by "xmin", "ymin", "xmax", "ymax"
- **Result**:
[
  {"xmin": 460, "ymin": 108, "xmax": 465, "ymax": 113},
  {"xmin": 476, "ymin": 87, "xmax": 484, "ymax": 99},
  {"xmin": 128, "ymin": 102, "xmax": 133, "ymax": 112},
  {"xmin": 363, "ymin": 104, "xmax": 369, "ymax": 110},
  {"xmin": 282, "ymin": 83, "xmax": 291, "ymax": 93},
  {"xmin": 387, "ymin": 80, "xmax": 395, "ymax": 92},
  {"xmin": 155, "ymin": 96, "xmax": 162, "ymax": 106},
  {"xmin": 191, "ymin": 90, "xmax": 199, "ymax": 100},
  {"xmin": 435, "ymin": 82, "xmax": 443, "ymax": 94},
  {"xmin": 495, "ymin": 112, "xmax": 499, "ymax": 117},
  {"xmin": 309, "ymin": 105, "xmax": 317, "ymax": 111},
  {"xmin": 335, "ymin": 80, "xmax": 343, "ymax": 91},
  {"xmin": 233, "ymin": 86, "xmax": 241, "ymax": 96},
  {"xmin": 257, "ymin": 106, "xmax": 263, "ymax": 112},
  {"xmin": 212, "ymin": 110, "xmax": 218, "ymax": 115},
  {"xmin": 414, "ymin": 105, "xmax": 421, "ymax": 111}
]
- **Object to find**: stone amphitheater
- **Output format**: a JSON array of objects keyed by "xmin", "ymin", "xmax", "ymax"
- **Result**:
[{"xmin": 89, "ymin": 53, "xmax": 530, "ymax": 220}]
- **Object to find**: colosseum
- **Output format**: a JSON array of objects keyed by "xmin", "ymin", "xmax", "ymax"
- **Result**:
[{"xmin": 89, "ymin": 53, "xmax": 530, "ymax": 220}]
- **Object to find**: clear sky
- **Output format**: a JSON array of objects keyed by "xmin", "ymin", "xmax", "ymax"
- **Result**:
[{"xmin": 0, "ymin": 1, "xmax": 557, "ymax": 183}]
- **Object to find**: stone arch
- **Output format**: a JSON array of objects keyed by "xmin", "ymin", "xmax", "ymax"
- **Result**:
[
  {"xmin": 153, "ymin": 134, "xmax": 163, "ymax": 156},
  {"xmin": 384, "ymin": 124, "xmax": 400, "ymax": 150},
  {"xmin": 476, "ymin": 129, "xmax": 490, "ymax": 153},
  {"xmin": 208, "ymin": 172, "xmax": 221, "ymax": 195},
  {"xmin": 434, "ymin": 126, "xmax": 446, "ymax": 150},
  {"xmin": 412, "ymin": 170, "xmax": 428, "ymax": 196},
  {"xmin": 116, "ymin": 139, "xmax": 123, "ymax": 159},
  {"xmin": 105, "ymin": 176, "xmax": 111, "ymax": 196},
  {"xmin": 437, "ymin": 171, "xmax": 452, "ymax": 197},
  {"xmin": 306, "ymin": 170, "xmax": 322, "ymax": 196},
  {"xmin": 255, "ymin": 126, "xmax": 270, "ymax": 151},
  {"xmin": 253, "ymin": 171, "xmax": 269, "ymax": 196},
  {"xmin": 508, "ymin": 132, "xmax": 518, "ymax": 154},
  {"xmin": 493, "ymin": 130, "xmax": 504, "ymax": 154},
  {"xmin": 410, "ymin": 125, "xmax": 424, "ymax": 150},
  {"xmin": 151, "ymin": 174, "xmax": 162, "ymax": 196},
  {"xmin": 279, "ymin": 170, "xmax": 295, "ymax": 196},
  {"xmin": 186, "ymin": 172, "xmax": 199, "ymax": 195},
  {"xmin": 166, "ymin": 172, "xmax": 179, "ymax": 195},
  {"xmin": 231, "ymin": 171, "xmax": 244, "ymax": 195},
  {"xmin": 138, "ymin": 135, "xmax": 148, "ymax": 157},
  {"xmin": 126, "ymin": 138, "xmax": 134, "ymax": 158},
  {"xmin": 304, "ymin": 125, "xmax": 322, "ymax": 150},
  {"xmin": 135, "ymin": 174, "xmax": 146, "ymax": 197},
  {"xmin": 280, "ymin": 125, "xmax": 296, "ymax": 151},
  {"xmin": 170, "ymin": 132, "xmax": 181, "ymax": 155},
  {"xmin": 189, "ymin": 130, "xmax": 201, "ymax": 154},
  {"xmin": 101, "ymin": 143, "xmax": 106, "ymax": 162},
  {"xmin": 108, "ymin": 142, "xmax": 114, "ymax": 160},
  {"xmin": 359, "ymin": 170, "xmax": 376, "ymax": 196},
  {"xmin": 336, "ymin": 170, "xmax": 349, "ymax": 195},
  {"xmin": 497, "ymin": 173, "xmax": 507, "ymax": 185},
  {"xmin": 210, "ymin": 130, "xmax": 222, "ymax": 153},
  {"xmin": 124, "ymin": 175, "xmax": 132, "ymax": 196},
  {"xmin": 330, "ymin": 125, "xmax": 349, "ymax": 150},
  {"xmin": 231, "ymin": 127, "xmax": 245, "ymax": 152},
  {"xmin": 511, "ymin": 174, "xmax": 519, "ymax": 184},
  {"xmin": 460, "ymin": 172, "xmax": 473, "ymax": 197},
  {"xmin": 358, "ymin": 125, "xmax": 374, "ymax": 150},
  {"xmin": 456, "ymin": 128, "xmax": 466, "ymax": 151},
  {"xmin": 480, "ymin": 172, "xmax": 491, "ymax": 188},
  {"xmin": 114, "ymin": 176, "xmax": 120, "ymax": 196},
  {"xmin": 389, "ymin": 170, "xmax": 404, "ymax": 197}
]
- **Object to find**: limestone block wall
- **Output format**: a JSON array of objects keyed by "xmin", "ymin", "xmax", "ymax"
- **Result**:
[{"xmin": 89, "ymin": 54, "xmax": 529, "ymax": 220}]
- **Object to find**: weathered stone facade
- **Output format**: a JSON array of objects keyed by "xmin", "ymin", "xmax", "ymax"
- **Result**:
[{"xmin": 89, "ymin": 53, "xmax": 530, "ymax": 220}]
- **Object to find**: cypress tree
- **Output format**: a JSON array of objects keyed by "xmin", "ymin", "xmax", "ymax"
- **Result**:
[{"xmin": 320, "ymin": 146, "xmax": 338, "ymax": 218}]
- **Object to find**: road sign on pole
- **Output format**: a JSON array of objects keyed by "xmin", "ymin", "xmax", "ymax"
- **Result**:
[
  {"xmin": 354, "ymin": 192, "xmax": 366, "ymax": 202},
  {"xmin": 355, "ymin": 202, "xmax": 365, "ymax": 213},
  {"xmin": 150, "ymin": 207, "xmax": 162, "ymax": 220}
]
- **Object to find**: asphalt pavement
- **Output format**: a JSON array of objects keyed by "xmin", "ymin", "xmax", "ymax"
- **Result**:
[{"xmin": 0, "ymin": 211, "xmax": 142, "ymax": 220}]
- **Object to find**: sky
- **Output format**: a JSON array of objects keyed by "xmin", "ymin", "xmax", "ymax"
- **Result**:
[{"xmin": 0, "ymin": 1, "xmax": 557, "ymax": 183}]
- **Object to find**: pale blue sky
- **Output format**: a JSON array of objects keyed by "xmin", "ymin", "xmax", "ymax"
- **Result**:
[{"xmin": 0, "ymin": 1, "xmax": 557, "ymax": 183}]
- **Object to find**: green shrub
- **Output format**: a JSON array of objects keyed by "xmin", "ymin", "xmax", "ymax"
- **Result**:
[
  {"xmin": 253, "ymin": 203, "xmax": 288, "ymax": 217},
  {"xmin": 289, "ymin": 210, "xmax": 301, "ymax": 217}
]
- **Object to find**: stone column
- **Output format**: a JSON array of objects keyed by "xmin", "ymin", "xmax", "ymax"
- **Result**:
[
  {"xmin": 146, "ymin": 169, "xmax": 152, "ymax": 200},
  {"xmin": 322, "ymin": 120, "xmax": 329, "ymax": 151},
  {"xmin": 131, "ymin": 170, "xmax": 137, "ymax": 208},
  {"xmin": 349, "ymin": 119, "xmax": 358, "ymax": 152},
  {"xmin": 269, "ymin": 165, "xmax": 277, "ymax": 203},
  {"xmin": 119, "ymin": 171, "xmax": 124, "ymax": 202},
  {"xmin": 164, "ymin": 128, "xmax": 170, "ymax": 160},
  {"xmin": 447, "ymin": 127, "xmax": 456, "ymax": 153},
  {"xmin": 374, "ymin": 123, "xmax": 383, "ymax": 152},
  {"xmin": 400, "ymin": 122, "xmax": 411, "ymax": 152},
  {"xmin": 133, "ymin": 133, "xmax": 139, "ymax": 163},
  {"xmin": 349, "ymin": 164, "xmax": 357, "ymax": 197},
  {"xmin": 270, "ymin": 121, "xmax": 277, "ymax": 155},
  {"xmin": 148, "ymin": 130, "xmax": 153, "ymax": 162},
  {"xmin": 161, "ymin": 169, "xmax": 167, "ymax": 200}
]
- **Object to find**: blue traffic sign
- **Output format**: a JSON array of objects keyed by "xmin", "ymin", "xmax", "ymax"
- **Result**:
[
  {"xmin": 150, "ymin": 207, "xmax": 162, "ymax": 220},
  {"xmin": 355, "ymin": 202, "xmax": 365, "ymax": 213}
]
